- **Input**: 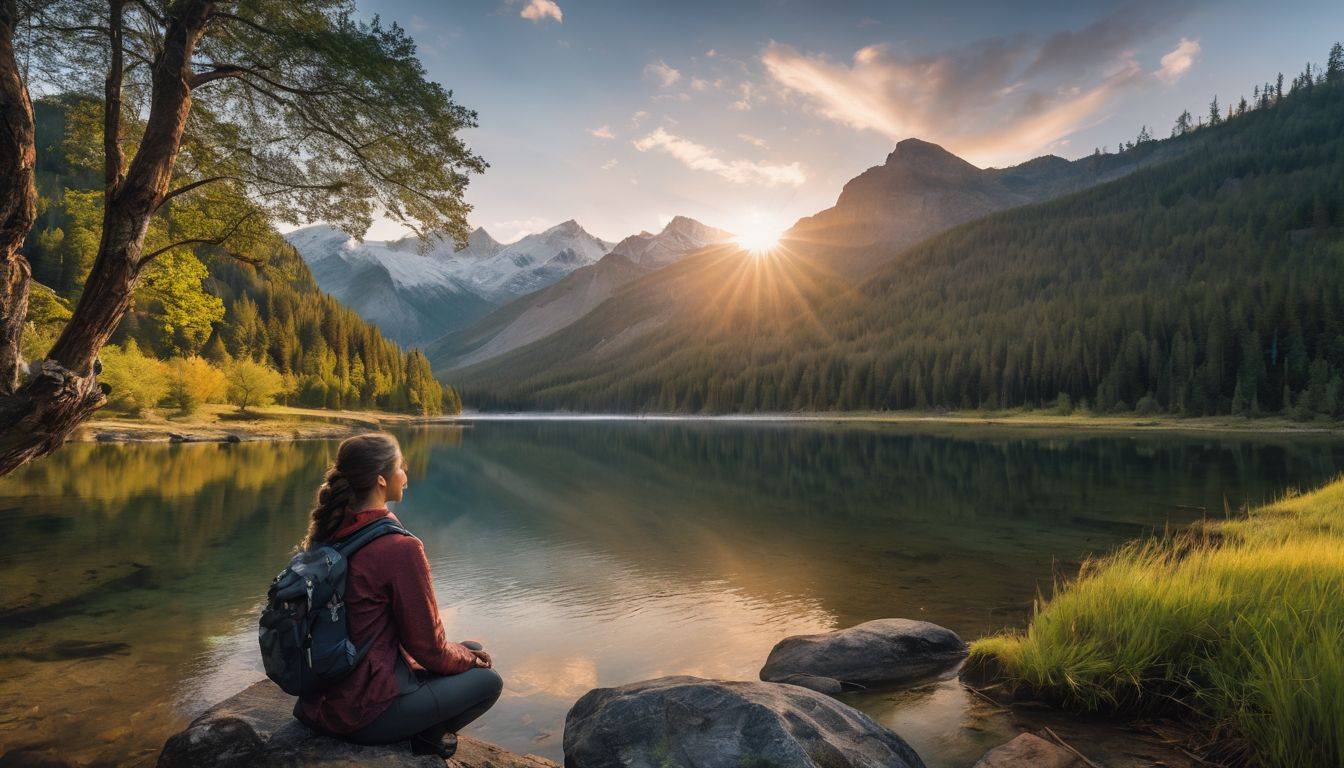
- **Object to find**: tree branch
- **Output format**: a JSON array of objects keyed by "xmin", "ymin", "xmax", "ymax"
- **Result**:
[
  {"xmin": 206, "ymin": 10, "xmax": 280, "ymax": 37},
  {"xmin": 188, "ymin": 63, "xmax": 243, "ymax": 88},
  {"xmin": 157, "ymin": 172, "xmax": 345, "ymax": 210},
  {"xmin": 129, "ymin": 0, "xmax": 163, "ymax": 26},
  {"xmin": 138, "ymin": 209, "xmax": 260, "ymax": 265},
  {"xmin": 156, "ymin": 174, "xmax": 232, "ymax": 205},
  {"xmin": 191, "ymin": 61, "xmax": 341, "ymax": 97},
  {"xmin": 28, "ymin": 22, "xmax": 110, "ymax": 34}
]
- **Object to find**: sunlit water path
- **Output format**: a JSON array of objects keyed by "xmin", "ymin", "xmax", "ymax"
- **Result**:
[{"xmin": 1, "ymin": 420, "xmax": 1341, "ymax": 766}]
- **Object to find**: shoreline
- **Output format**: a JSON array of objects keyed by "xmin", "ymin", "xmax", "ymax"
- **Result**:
[
  {"xmin": 443, "ymin": 409, "xmax": 1344, "ymax": 436},
  {"xmin": 73, "ymin": 404, "xmax": 453, "ymax": 444},
  {"xmin": 75, "ymin": 406, "xmax": 1344, "ymax": 443}
]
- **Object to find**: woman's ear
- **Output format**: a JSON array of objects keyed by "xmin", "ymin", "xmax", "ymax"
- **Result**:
[{"xmin": 377, "ymin": 474, "xmax": 387, "ymax": 488}]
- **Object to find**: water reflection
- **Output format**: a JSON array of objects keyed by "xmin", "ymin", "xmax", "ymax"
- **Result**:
[{"xmin": 0, "ymin": 421, "xmax": 1340, "ymax": 766}]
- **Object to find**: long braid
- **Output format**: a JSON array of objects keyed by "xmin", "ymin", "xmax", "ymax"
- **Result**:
[
  {"xmin": 301, "ymin": 465, "xmax": 356, "ymax": 550},
  {"xmin": 300, "ymin": 433, "xmax": 401, "ymax": 550}
]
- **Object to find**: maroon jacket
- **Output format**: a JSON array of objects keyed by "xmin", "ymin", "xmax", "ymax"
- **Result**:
[{"xmin": 299, "ymin": 507, "xmax": 479, "ymax": 734}]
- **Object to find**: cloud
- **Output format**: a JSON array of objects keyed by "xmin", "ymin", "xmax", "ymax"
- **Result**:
[
  {"xmin": 490, "ymin": 216, "xmax": 552, "ymax": 241},
  {"xmin": 630, "ymin": 110, "xmax": 650, "ymax": 127},
  {"xmin": 690, "ymin": 77, "xmax": 709, "ymax": 91},
  {"xmin": 1023, "ymin": 2, "xmax": 1188, "ymax": 78},
  {"xmin": 738, "ymin": 133, "xmax": 768, "ymax": 148},
  {"xmin": 645, "ymin": 60, "xmax": 682, "ymax": 87},
  {"xmin": 1157, "ymin": 38, "xmax": 1200, "ymax": 83},
  {"xmin": 761, "ymin": 4, "xmax": 1192, "ymax": 165},
  {"xmin": 729, "ymin": 81, "xmax": 759, "ymax": 111},
  {"xmin": 633, "ymin": 128, "xmax": 805, "ymax": 187},
  {"xmin": 588, "ymin": 124, "xmax": 615, "ymax": 139},
  {"xmin": 601, "ymin": 159, "xmax": 619, "ymax": 170},
  {"xmin": 518, "ymin": 0, "xmax": 562, "ymax": 23}
]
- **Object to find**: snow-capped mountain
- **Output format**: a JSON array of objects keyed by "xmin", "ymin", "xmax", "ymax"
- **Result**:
[
  {"xmin": 608, "ymin": 216, "xmax": 732, "ymax": 267},
  {"xmin": 285, "ymin": 220, "xmax": 616, "ymax": 346},
  {"xmin": 428, "ymin": 215, "xmax": 730, "ymax": 371}
]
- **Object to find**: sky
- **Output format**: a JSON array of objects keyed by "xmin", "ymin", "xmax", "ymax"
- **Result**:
[{"xmin": 357, "ymin": 0, "xmax": 1344, "ymax": 243}]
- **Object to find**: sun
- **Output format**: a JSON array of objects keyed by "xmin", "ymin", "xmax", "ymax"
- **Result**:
[{"xmin": 733, "ymin": 222, "xmax": 784, "ymax": 253}]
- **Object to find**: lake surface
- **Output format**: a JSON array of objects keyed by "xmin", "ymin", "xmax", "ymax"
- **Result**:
[{"xmin": 2, "ymin": 419, "xmax": 1342, "ymax": 766}]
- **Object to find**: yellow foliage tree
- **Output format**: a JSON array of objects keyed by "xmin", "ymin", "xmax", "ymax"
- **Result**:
[
  {"xmin": 165, "ymin": 356, "xmax": 227, "ymax": 414},
  {"xmin": 99, "ymin": 340, "xmax": 167, "ymax": 416},
  {"xmin": 225, "ymin": 358, "xmax": 288, "ymax": 413}
]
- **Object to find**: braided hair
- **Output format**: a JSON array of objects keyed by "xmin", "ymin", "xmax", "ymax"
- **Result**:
[{"xmin": 301, "ymin": 433, "xmax": 402, "ymax": 550}]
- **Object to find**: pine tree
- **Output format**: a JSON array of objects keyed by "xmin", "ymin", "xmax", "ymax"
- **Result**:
[
  {"xmin": 1208, "ymin": 96, "xmax": 1222, "ymax": 126},
  {"xmin": 1172, "ymin": 110, "xmax": 1193, "ymax": 137}
]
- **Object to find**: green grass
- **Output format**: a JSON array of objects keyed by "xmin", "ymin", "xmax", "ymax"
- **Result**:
[{"xmin": 967, "ymin": 478, "xmax": 1344, "ymax": 767}]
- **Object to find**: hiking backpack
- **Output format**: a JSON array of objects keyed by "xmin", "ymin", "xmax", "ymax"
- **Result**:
[{"xmin": 258, "ymin": 517, "xmax": 411, "ymax": 696}]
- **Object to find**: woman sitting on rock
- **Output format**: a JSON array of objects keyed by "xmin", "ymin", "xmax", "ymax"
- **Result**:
[{"xmin": 294, "ymin": 433, "xmax": 502, "ymax": 758}]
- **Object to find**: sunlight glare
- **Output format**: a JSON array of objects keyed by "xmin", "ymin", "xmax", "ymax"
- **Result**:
[{"xmin": 732, "ymin": 215, "xmax": 786, "ymax": 254}]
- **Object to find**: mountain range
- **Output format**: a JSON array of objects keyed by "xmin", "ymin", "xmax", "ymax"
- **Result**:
[
  {"xmin": 437, "ymin": 131, "xmax": 1184, "ymax": 394},
  {"xmin": 449, "ymin": 76, "xmax": 1344, "ymax": 416},
  {"xmin": 286, "ymin": 219, "xmax": 616, "ymax": 345},
  {"xmin": 427, "ymin": 216, "xmax": 731, "ymax": 370}
]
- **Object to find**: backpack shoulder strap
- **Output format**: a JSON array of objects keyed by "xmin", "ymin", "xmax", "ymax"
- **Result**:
[{"xmin": 333, "ymin": 517, "xmax": 412, "ymax": 558}]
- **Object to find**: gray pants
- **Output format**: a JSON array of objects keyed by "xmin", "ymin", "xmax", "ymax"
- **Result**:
[{"xmin": 344, "ymin": 643, "xmax": 503, "ymax": 746}]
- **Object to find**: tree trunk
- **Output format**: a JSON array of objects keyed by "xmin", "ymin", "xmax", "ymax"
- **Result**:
[
  {"xmin": 0, "ymin": 0, "xmax": 214, "ymax": 478},
  {"xmin": 0, "ymin": 0, "xmax": 36, "ymax": 397}
]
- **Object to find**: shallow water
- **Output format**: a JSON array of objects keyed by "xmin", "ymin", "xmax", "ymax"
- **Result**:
[{"xmin": 1, "ymin": 420, "xmax": 1340, "ymax": 766}]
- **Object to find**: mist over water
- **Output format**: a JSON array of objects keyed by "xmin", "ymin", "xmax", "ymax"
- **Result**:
[{"xmin": 2, "ymin": 421, "xmax": 1341, "ymax": 765}]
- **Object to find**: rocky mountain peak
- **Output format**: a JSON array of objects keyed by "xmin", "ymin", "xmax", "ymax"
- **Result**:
[
  {"xmin": 467, "ymin": 226, "xmax": 500, "ymax": 249},
  {"xmin": 884, "ymin": 138, "xmax": 980, "ymax": 175}
]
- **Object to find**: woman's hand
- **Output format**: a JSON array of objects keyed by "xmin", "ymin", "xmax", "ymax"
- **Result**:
[{"xmin": 470, "ymin": 648, "xmax": 493, "ymax": 669}]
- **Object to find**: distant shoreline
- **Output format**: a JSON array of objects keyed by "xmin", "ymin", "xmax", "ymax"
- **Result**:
[
  {"xmin": 74, "ymin": 406, "xmax": 1344, "ymax": 444},
  {"xmin": 444, "ymin": 410, "xmax": 1344, "ymax": 436}
]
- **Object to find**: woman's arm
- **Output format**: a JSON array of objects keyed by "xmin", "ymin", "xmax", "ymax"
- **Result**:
[{"xmin": 387, "ymin": 537, "xmax": 479, "ymax": 676}]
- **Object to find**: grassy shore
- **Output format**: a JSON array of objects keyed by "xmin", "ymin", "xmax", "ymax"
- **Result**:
[
  {"xmin": 74, "ymin": 403, "xmax": 450, "ymax": 443},
  {"xmin": 966, "ymin": 477, "xmax": 1344, "ymax": 767}
]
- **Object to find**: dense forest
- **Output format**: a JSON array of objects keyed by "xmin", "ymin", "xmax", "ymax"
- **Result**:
[
  {"xmin": 23, "ymin": 97, "xmax": 459, "ymax": 416},
  {"xmin": 462, "ymin": 46, "xmax": 1344, "ymax": 418}
]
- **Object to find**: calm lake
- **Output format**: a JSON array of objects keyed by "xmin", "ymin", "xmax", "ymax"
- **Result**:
[{"xmin": 2, "ymin": 419, "xmax": 1342, "ymax": 766}]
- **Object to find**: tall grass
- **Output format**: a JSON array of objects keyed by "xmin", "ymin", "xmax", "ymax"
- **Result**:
[{"xmin": 968, "ymin": 478, "xmax": 1344, "ymax": 767}]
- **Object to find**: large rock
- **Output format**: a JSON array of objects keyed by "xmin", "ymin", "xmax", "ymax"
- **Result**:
[
  {"xmin": 759, "ymin": 619, "xmax": 967, "ymax": 693},
  {"xmin": 972, "ymin": 733, "xmax": 1082, "ymax": 768},
  {"xmin": 562, "ymin": 676, "xmax": 926, "ymax": 768},
  {"xmin": 157, "ymin": 680, "xmax": 556, "ymax": 768}
]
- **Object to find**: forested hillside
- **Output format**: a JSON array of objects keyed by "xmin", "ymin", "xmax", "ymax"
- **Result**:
[
  {"xmin": 460, "ymin": 51, "xmax": 1344, "ymax": 417},
  {"xmin": 24, "ymin": 97, "xmax": 458, "ymax": 415}
]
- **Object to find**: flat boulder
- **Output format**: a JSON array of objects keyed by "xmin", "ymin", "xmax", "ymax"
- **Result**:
[
  {"xmin": 157, "ymin": 680, "xmax": 556, "ymax": 768},
  {"xmin": 759, "ymin": 619, "xmax": 967, "ymax": 693},
  {"xmin": 972, "ymin": 733, "xmax": 1082, "ymax": 768},
  {"xmin": 562, "ymin": 676, "xmax": 926, "ymax": 768}
]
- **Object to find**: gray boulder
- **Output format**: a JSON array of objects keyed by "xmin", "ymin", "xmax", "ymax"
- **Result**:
[
  {"xmin": 972, "ymin": 733, "xmax": 1082, "ymax": 768},
  {"xmin": 562, "ymin": 676, "xmax": 926, "ymax": 768},
  {"xmin": 759, "ymin": 619, "xmax": 967, "ymax": 693},
  {"xmin": 157, "ymin": 680, "xmax": 556, "ymax": 768}
]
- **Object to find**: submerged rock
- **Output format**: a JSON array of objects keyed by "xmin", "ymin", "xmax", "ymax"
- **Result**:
[
  {"xmin": 157, "ymin": 680, "xmax": 556, "ymax": 768},
  {"xmin": 563, "ymin": 675, "xmax": 926, "ymax": 768},
  {"xmin": 760, "ymin": 619, "xmax": 967, "ymax": 694},
  {"xmin": 972, "ymin": 733, "xmax": 1082, "ymax": 768}
]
